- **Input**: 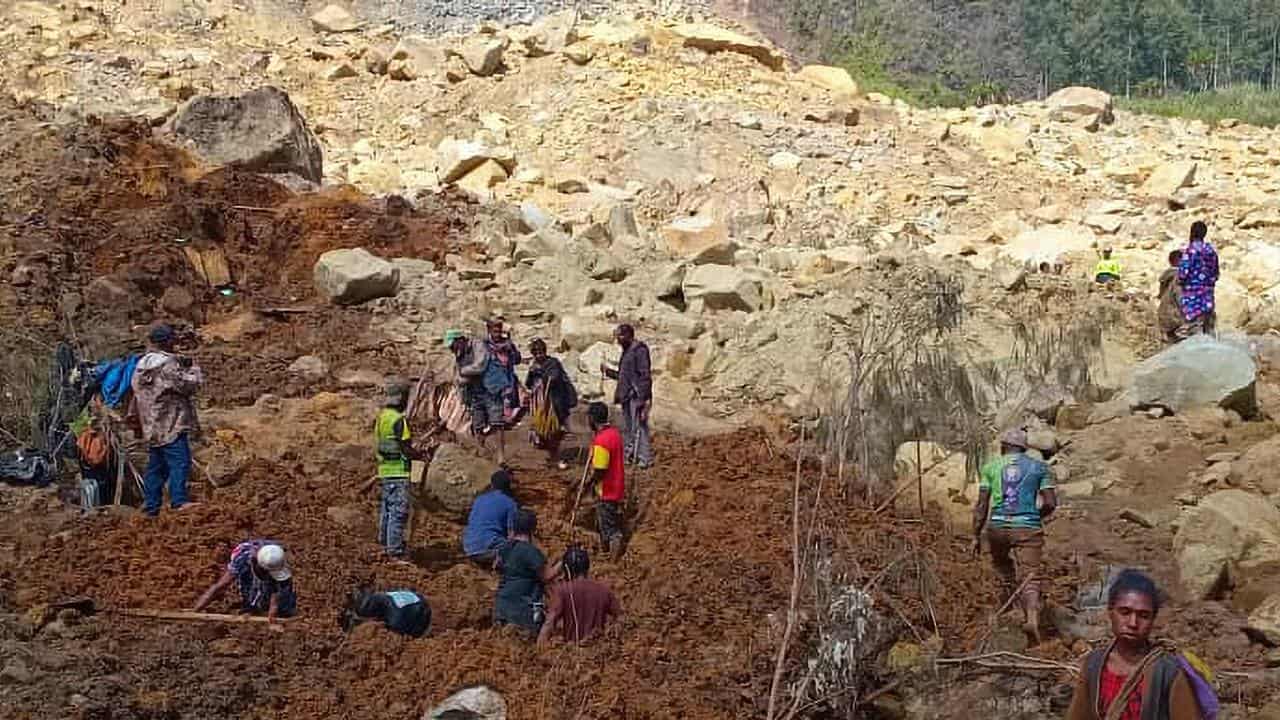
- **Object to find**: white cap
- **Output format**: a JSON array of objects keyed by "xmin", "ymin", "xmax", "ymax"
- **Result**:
[{"xmin": 255, "ymin": 544, "xmax": 292, "ymax": 581}]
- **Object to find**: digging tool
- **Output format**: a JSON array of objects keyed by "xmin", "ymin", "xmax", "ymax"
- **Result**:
[
  {"xmin": 112, "ymin": 608, "xmax": 298, "ymax": 625},
  {"xmin": 567, "ymin": 442, "xmax": 594, "ymax": 532}
]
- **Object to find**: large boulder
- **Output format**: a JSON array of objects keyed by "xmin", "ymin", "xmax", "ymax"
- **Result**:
[
  {"xmin": 1229, "ymin": 435, "xmax": 1280, "ymax": 496},
  {"xmin": 310, "ymin": 4, "xmax": 358, "ymax": 33},
  {"xmin": 559, "ymin": 314, "xmax": 615, "ymax": 351},
  {"xmin": 171, "ymin": 87, "xmax": 323, "ymax": 182},
  {"xmin": 1046, "ymin": 86, "xmax": 1114, "ymax": 124},
  {"xmin": 313, "ymin": 248, "xmax": 400, "ymax": 305},
  {"xmin": 797, "ymin": 65, "xmax": 858, "ymax": 95},
  {"xmin": 423, "ymin": 444, "xmax": 499, "ymax": 514},
  {"xmin": 1247, "ymin": 595, "xmax": 1280, "ymax": 646},
  {"xmin": 1140, "ymin": 161, "xmax": 1197, "ymax": 199},
  {"xmin": 454, "ymin": 36, "xmax": 508, "ymax": 77},
  {"xmin": 425, "ymin": 685, "xmax": 507, "ymax": 720},
  {"xmin": 893, "ymin": 442, "xmax": 972, "ymax": 536},
  {"xmin": 660, "ymin": 216, "xmax": 736, "ymax": 264},
  {"xmin": 436, "ymin": 137, "xmax": 516, "ymax": 184},
  {"xmin": 1000, "ymin": 224, "xmax": 1095, "ymax": 268},
  {"xmin": 682, "ymin": 265, "xmax": 763, "ymax": 312},
  {"xmin": 671, "ymin": 23, "xmax": 784, "ymax": 70},
  {"xmin": 1129, "ymin": 336, "xmax": 1257, "ymax": 417},
  {"xmin": 1172, "ymin": 489, "xmax": 1280, "ymax": 599}
]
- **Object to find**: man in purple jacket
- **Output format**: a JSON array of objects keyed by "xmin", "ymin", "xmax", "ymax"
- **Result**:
[{"xmin": 601, "ymin": 324, "xmax": 653, "ymax": 469}]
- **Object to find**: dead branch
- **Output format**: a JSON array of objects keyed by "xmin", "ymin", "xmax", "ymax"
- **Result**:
[{"xmin": 936, "ymin": 651, "xmax": 1078, "ymax": 675}]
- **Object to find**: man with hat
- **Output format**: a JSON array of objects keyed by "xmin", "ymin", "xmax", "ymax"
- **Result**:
[
  {"xmin": 194, "ymin": 540, "xmax": 297, "ymax": 623},
  {"xmin": 373, "ymin": 378, "xmax": 419, "ymax": 559},
  {"xmin": 973, "ymin": 428, "xmax": 1057, "ymax": 644},
  {"xmin": 130, "ymin": 323, "xmax": 203, "ymax": 516}
]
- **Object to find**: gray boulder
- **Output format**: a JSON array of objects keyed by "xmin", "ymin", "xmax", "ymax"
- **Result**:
[
  {"xmin": 1129, "ymin": 336, "xmax": 1257, "ymax": 417},
  {"xmin": 171, "ymin": 87, "xmax": 323, "ymax": 182},
  {"xmin": 314, "ymin": 248, "xmax": 400, "ymax": 305},
  {"xmin": 424, "ymin": 444, "xmax": 498, "ymax": 514},
  {"xmin": 426, "ymin": 686, "xmax": 507, "ymax": 720},
  {"xmin": 682, "ymin": 264, "xmax": 763, "ymax": 312}
]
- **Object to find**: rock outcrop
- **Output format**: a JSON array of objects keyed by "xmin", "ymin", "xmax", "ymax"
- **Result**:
[{"xmin": 171, "ymin": 87, "xmax": 323, "ymax": 182}]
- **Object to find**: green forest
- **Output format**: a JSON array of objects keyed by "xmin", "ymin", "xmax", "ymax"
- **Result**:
[{"xmin": 764, "ymin": 0, "xmax": 1280, "ymax": 123}]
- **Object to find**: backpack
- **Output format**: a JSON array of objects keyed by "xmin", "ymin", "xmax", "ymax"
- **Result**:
[{"xmin": 77, "ymin": 428, "xmax": 110, "ymax": 468}]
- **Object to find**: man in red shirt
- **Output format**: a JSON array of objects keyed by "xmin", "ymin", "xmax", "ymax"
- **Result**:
[
  {"xmin": 537, "ymin": 546, "xmax": 622, "ymax": 645},
  {"xmin": 584, "ymin": 402, "xmax": 626, "ymax": 559}
]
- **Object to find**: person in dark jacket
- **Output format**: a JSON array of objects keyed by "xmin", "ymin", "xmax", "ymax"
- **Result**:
[
  {"xmin": 341, "ymin": 587, "xmax": 431, "ymax": 638},
  {"xmin": 601, "ymin": 324, "xmax": 653, "ymax": 469},
  {"xmin": 525, "ymin": 338, "xmax": 576, "ymax": 469},
  {"xmin": 1065, "ymin": 570, "xmax": 1209, "ymax": 720}
]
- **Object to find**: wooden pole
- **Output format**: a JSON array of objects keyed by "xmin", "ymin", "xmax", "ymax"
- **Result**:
[{"xmin": 112, "ymin": 608, "xmax": 297, "ymax": 624}]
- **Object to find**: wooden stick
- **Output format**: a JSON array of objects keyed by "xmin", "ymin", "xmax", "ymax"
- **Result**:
[{"xmin": 112, "ymin": 608, "xmax": 296, "ymax": 624}]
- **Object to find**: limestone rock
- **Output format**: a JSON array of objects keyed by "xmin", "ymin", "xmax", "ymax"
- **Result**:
[
  {"xmin": 797, "ymin": 65, "xmax": 858, "ymax": 95},
  {"xmin": 171, "ymin": 87, "xmax": 323, "ymax": 182},
  {"xmin": 977, "ymin": 126, "xmax": 1031, "ymax": 164},
  {"xmin": 893, "ymin": 442, "xmax": 971, "ymax": 536},
  {"xmin": 559, "ymin": 314, "xmax": 614, "ymax": 351},
  {"xmin": 1173, "ymin": 489, "xmax": 1280, "ymax": 599},
  {"xmin": 1248, "ymin": 595, "xmax": 1280, "ymax": 646},
  {"xmin": 1129, "ymin": 336, "xmax": 1257, "ymax": 418},
  {"xmin": 310, "ymin": 4, "xmax": 358, "ymax": 33},
  {"xmin": 1001, "ymin": 224, "xmax": 1095, "ymax": 268},
  {"xmin": 682, "ymin": 265, "xmax": 763, "ymax": 312},
  {"xmin": 437, "ymin": 137, "xmax": 515, "ymax": 184},
  {"xmin": 454, "ymin": 159, "xmax": 509, "ymax": 200},
  {"xmin": 324, "ymin": 62, "xmax": 358, "ymax": 81},
  {"xmin": 455, "ymin": 36, "xmax": 507, "ymax": 77},
  {"xmin": 288, "ymin": 355, "xmax": 328, "ymax": 380},
  {"xmin": 660, "ymin": 216, "xmax": 735, "ymax": 265},
  {"xmin": 1084, "ymin": 214, "xmax": 1123, "ymax": 234},
  {"xmin": 768, "ymin": 151, "xmax": 802, "ymax": 170},
  {"xmin": 388, "ymin": 36, "xmax": 447, "ymax": 81},
  {"xmin": 314, "ymin": 248, "xmax": 400, "ymax": 305},
  {"xmin": 425, "ymin": 685, "xmax": 507, "ymax": 720},
  {"xmin": 423, "ymin": 444, "xmax": 499, "ymax": 514},
  {"xmin": 672, "ymin": 23, "xmax": 784, "ymax": 70},
  {"xmin": 348, "ymin": 160, "xmax": 402, "ymax": 194},
  {"xmin": 515, "ymin": 11, "xmax": 576, "ymax": 56},
  {"xmin": 1141, "ymin": 161, "xmax": 1197, "ymax": 199},
  {"xmin": 1228, "ymin": 435, "xmax": 1280, "ymax": 496},
  {"xmin": 1046, "ymin": 86, "xmax": 1114, "ymax": 124}
]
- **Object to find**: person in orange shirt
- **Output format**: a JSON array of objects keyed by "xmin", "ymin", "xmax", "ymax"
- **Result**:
[{"xmin": 583, "ymin": 402, "xmax": 626, "ymax": 559}]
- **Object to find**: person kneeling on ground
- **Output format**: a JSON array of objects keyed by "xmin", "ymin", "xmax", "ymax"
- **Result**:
[
  {"xmin": 341, "ymin": 587, "xmax": 431, "ymax": 638},
  {"xmin": 1066, "ymin": 569, "xmax": 1217, "ymax": 720},
  {"xmin": 463, "ymin": 470, "xmax": 518, "ymax": 566},
  {"xmin": 194, "ymin": 540, "xmax": 296, "ymax": 624},
  {"xmin": 537, "ymin": 546, "xmax": 621, "ymax": 645},
  {"xmin": 973, "ymin": 429, "xmax": 1056, "ymax": 644},
  {"xmin": 493, "ymin": 509, "xmax": 562, "ymax": 635}
]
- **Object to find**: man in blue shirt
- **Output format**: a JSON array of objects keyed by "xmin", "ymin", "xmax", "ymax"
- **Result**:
[{"xmin": 463, "ymin": 470, "xmax": 518, "ymax": 565}]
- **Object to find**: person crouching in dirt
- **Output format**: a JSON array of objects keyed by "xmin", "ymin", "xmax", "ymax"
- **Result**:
[
  {"xmin": 463, "ymin": 470, "xmax": 518, "ymax": 566},
  {"xmin": 583, "ymin": 402, "xmax": 626, "ymax": 560},
  {"xmin": 194, "ymin": 541, "xmax": 296, "ymax": 624},
  {"xmin": 537, "ymin": 546, "xmax": 621, "ymax": 645},
  {"xmin": 131, "ymin": 323, "xmax": 203, "ymax": 517},
  {"xmin": 601, "ymin": 324, "xmax": 653, "ymax": 469},
  {"xmin": 493, "ymin": 509, "xmax": 563, "ymax": 636},
  {"xmin": 1066, "ymin": 570, "xmax": 1216, "ymax": 720},
  {"xmin": 972, "ymin": 429, "xmax": 1057, "ymax": 644},
  {"xmin": 341, "ymin": 587, "xmax": 431, "ymax": 638},
  {"xmin": 372, "ymin": 379, "xmax": 421, "ymax": 561}
]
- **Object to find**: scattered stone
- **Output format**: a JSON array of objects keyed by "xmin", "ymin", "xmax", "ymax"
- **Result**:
[
  {"xmin": 1084, "ymin": 214, "xmax": 1123, "ymax": 234},
  {"xmin": 1129, "ymin": 336, "xmax": 1257, "ymax": 418},
  {"xmin": 455, "ymin": 160, "xmax": 509, "ymax": 200},
  {"xmin": 324, "ymin": 62, "xmax": 358, "ymax": 81},
  {"xmin": 733, "ymin": 112, "xmax": 762, "ymax": 130},
  {"xmin": 436, "ymin": 137, "xmax": 515, "ymax": 184},
  {"xmin": 768, "ymin": 151, "xmax": 802, "ymax": 170},
  {"xmin": 608, "ymin": 204, "xmax": 640, "ymax": 244},
  {"xmin": 1173, "ymin": 489, "xmax": 1280, "ymax": 599},
  {"xmin": 660, "ymin": 216, "xmax": 736, "ymax": 265},
  {"xmin": 171, "ymin": 87, "xmax": 323, "ymax": 183},
  {"xmin": 550, "ymin": 175, "xmax": 589, "ymax": 194},
  {"xmin": 288, "ymin": 355, "xmax": 328, "ymax": 380},
  {"xmin": 513, "ymin": 167, "xmax": 544, "ymax": 185},
  {"xmin": 1047, "ymin": 86, "xmax": 1114, "ymax": 124},
  {"xmin": 388, "ymin": 36, "xmax": 446, "ymax": 81},
  {"xmin": 1119, "ymin": 508, "xmax": 1155, "ymax": 529},
  {"xmin": 1228, "ymin": 436, "xmax": 1280, "ymax": 495},
  {"xmin": 672, "ymin": 23, "xmax": 784, "ymax": 70},
  {"xmin": 1141, "ymin": 161, "xmax": 1197, "ymax": 199},
  {"xmin": 561, "ymin": 43, "xmax": 594, "ymax": 65},
  {"xmin": 455, "ymin": 36, "xmax": 507, "ymax": 77},
  {"xmin": 1206, "ymin": 452, "xmax": 1239, "ymax": 465},
  {"xmin": 1247, "ymin": 595, "xmax": 1280, "ymax": 646},
  {"xmin": 364, "ymin": 46, "xmax": 388, "ymax": 75},
  {"xmin": 559, "ymin": 314, "xmax": 615, "ymax": 351},
  {"xmin": 423, "ymin": 444, "xmax": 499, "ymax": 513},
  {"xmin": 314, "ymin": 248, "xmax": 400, "ymax": 305},
  {"xmin": 310, "ymin": 4, "xmax": 359, "ymax": 33},
  {"xmin": 682, "ymin": 265, "xmax": 763, "ymax": 313},
  {"xmin": 0, "ymin": 659, "xmax": 33, "ymax": 685},
  {"xmin": 796, "ymin": 65, "xmax": 859, "ymax": 95},
  {"xmin": 348, "ymin": 160, "xmax": 402, "ymax": 194},
  {"xmin": 426, "ymin": 685, "xmax": 507, "ymax": 720},
  {"xmin": 1059, "ymin": 480, "xmax": 1097, "ymax": 498}
]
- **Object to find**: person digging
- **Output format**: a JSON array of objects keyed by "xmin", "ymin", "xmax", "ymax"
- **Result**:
[
  {"xmin": 537, "ymin": 546, "xmax": 622, "ymax": 645},
  {"xmin": 972, "ymin": 428, "xmax": 1057, "ymax": 645},
  {"xmin": 194, "ymin": 540, "xmax": 296, "ymax": 627}
]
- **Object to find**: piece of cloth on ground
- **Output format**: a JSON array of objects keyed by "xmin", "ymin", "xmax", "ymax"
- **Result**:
[
  {"xmin": 494, "ymin": 540, "xmax": 546, "ymax": 630},
  {"xmin": 548, "ymin": 578, "xmax": 620, "ymax": 643},
  {"xmin": 94, "ymin": 355, "xmax": 140, "ymax": 408},
  {"xmin": 463, "ymin": 489, "xmax": 517, "ymax": 557},
  {"xmin": 379, "ymin": 479, "xmax": 410, "ymax": 557}
]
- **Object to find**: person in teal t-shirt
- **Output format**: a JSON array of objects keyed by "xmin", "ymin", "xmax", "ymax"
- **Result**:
[{"xmin": 973, "ymin": 428, "xmax": 1057, "ymax": 645}]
